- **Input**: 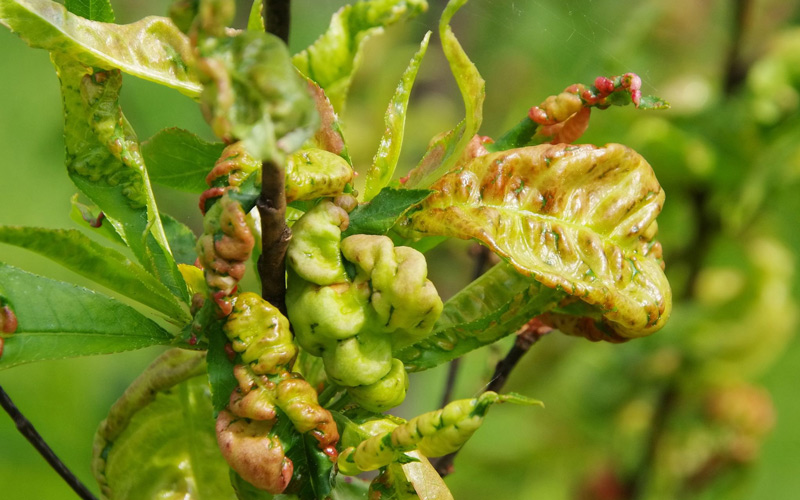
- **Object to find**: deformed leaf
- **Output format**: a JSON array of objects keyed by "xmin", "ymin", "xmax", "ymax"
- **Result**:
[
  {"xmin": 142, "ymin": 128, "xmax": 226, "ymax": 194},
  {"xmin": 93, "ymin": 349, "xmax": 236, "ymax": 500},
  {"xmin": 403, "ymin": 0, "xmax": 485, "ymax": 189},
  {"xmin": 0, "ymin": 226, "xmax": 190, "ymax": 323},
  {"xmin": 292, "ymin": 0, "xmax": 428, "ymax": 113},
  {"xmin": 198, "ymin": 30, "xmax": 318, "ymax": 160},
  {"xmin": 400, "ymin": 143, "xmax": 671, "ymax": 341},
  {"xmin": 56, "ymin": 56, "xmax": 188, "ymax": 303},
  {"xmin": 286, "ymin": 148, "xmax": 355, "ymax": 203},
  {"xmin": 343, "ymin": 187, "xmax": 432, "ymax": 238},
  {"xmin": 364, "ymin": 32, "xmax": 431, "ymax": 201},
  {"xmin": 65, "ymin": 0, "xmax": 114, "ymax": 23},
  {"xmin": 306, "ymin": 79, "xmax": 351, "ymax": 161},
  {"xmin": 397, "ymin": 262, "xmax": 563, "ymax": 371},
  {"xmin": 0, "ymin": 263, "xmax": 174, "ymax": 370},
  {"xmin": 0, "ymin": 0, "xmax": 201, "ymax": 96}
]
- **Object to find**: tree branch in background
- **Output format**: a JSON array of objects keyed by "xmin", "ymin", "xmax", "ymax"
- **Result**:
[
  {"xmin": 0, "ymin": 386, "xmax": 99, "ymax": 500},
  {"xmin": 434, "ymin": 318, "xmax": 553, "ymax": 477},
  {"xmin": 263, "ymin": 0, "xmax": 292, "ymax": 44},
  {"xmin": 723, "ymin": 0, "xmax": 754, "ymax": 95},
  {"xmin": 257, "ymin": 158, "xmax": 290, "ymax": 316},
  {"xmin": 438, "ymin": 245, "xmax": 492, "ymax": 408}
]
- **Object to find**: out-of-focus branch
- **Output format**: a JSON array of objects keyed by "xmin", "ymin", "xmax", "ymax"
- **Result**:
[
  {"xmin": 263, "ymin": 0, "xmax": 291, "ymax": 44},
  {"xmin": 434, "ymin": 318, "xmax": 553, "ymax": 477},
  {"xmin": 0, "ymin": 386, "xmax": 99, "ymax": 500}
]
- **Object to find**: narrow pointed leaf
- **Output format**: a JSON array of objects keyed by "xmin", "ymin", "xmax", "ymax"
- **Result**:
[
  {"xmin": 247, "ymin": 0, "xmax": 265, "ymax": 32},
  {"xmin": 93, "ymin": 349, "xmax": 236, "ymax": 500},
  {"xmin": 306, "ymin": 79, "xmax": 352, "ymax": 162},
  {"xmin": 403, "ymin": 0, "xmax": 485, "ymax": 189},
  {"xmin": 65, "ymin": 0, "xmax": 114, "ymax": 22},
  {"xmin": 142, "ymin": 128, "xmax": 226, "ymax": 194},
  {"xmin": 56, "ymin": 56, "xmax": 188, "ymax": 302},
  {"xmin": 397, "ymin": 262, "xmax": 563, "ymax": 371},
  {"xmin": 343, "ymin": 187, "xmax": 432, "ymax": 237},
  {"xmin": 292, "ymin": 0, "xmax": 428, "ymax": 113},
  {"xmin": 0, "ymin": 227, "xmax": 190, "ymax": 322},
  {"xmin": 0, "ymin": 263, "xmax": 174, "ymax": 370},
  {"xmin": 400, "ymin": 143, "xmax": 672, "ymax": 341},
  {"xmin": 0, "ymin": 0, "xmax": 201, "ymax": 96},
  {"xmin": 364, "ymin": 32, "xmax": 430, "ymax": 201}
]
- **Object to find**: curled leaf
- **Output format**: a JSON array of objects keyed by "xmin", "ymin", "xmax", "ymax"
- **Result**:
[
  {"xmin": 292, "ymin": 0, "xmax": 428, "ymax": 113},
  {"xmin": 286, "ymin": 148, "xmax": 355, "ymax": 203},
  {"xmin": 0, "ymin": 0, "xmax": 201, "ymax": 96},
  {"xmin": 400, "ymin": 143, "xmax": 671, "ymax": 340}
]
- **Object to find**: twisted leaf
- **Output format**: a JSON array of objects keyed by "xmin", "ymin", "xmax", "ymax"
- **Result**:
[
  {"xmin": 0, "ymin": 263, "xmax": 174, "ymax": 370},
  {"xmin": 0, "ymin": 0, "xmax": 201, "ymax": 96},
  {"xmin": 56, "ymin": 57, "xmax": 188, "ymax": 302},
  {"xmin": 364, "ymin": 32, "xmax": 431, "ymax": 201},
  {"xmin": 402, "ymin": 0, "xmax": 485, "ymax": 189},
  {"xmin": 0, "ymin": 227, "xmax": 190, "ymax": 323},
  {"xmin": 292, "ymin": 0, "xmax": 428, "ymax": 113},
  {"xmin": 93, "ymin": 349, "xmax": 236, "ymax": 500},
  {"xmin": 400, "ymin": 143, "xmax": 671, "ymax": 340}
]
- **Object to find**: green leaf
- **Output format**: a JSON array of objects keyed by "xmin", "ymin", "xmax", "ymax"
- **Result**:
[
  {"xmin": 0, "ymin": 0, "xmax": 201, "ymax": 96},
  {"xmin": 203, "ymin": 304, "xmax": 237, "ymax": 415},
  {"xmin": 199, "ymin": 31, "xmax": 318, "ymax": 160},
  {"xmin": 56, "ymin": 57, "xmax": 189, "ymax": 303},
  {"xmin": 93, "ymin": 349, "xmax": 237, "ymax": 500},
  {"xmin": 142, "ymin": 128, "xmax": 226, "ymax": 194},
  {"xmin": 397, "ymin": 262, "xmax": 563, "ymax": 371},
  {"xmin": 0, "ymin": 263, "xmax": 174, "ymax": 370},
  {"xmin": 331, "ymin": 476, "xmax": 370, "ymax": 500},
  {"xmin": 247, "ymin": 0, "xmax": 265, "ymax": 32},
  {"xmin": 272, "ymin": 409, "xmax": 336, "ymax": 500},
  {"xmin": 306, "ymin": 79, "xmax": 352, "ymax": 162},
  {"xmin": 363, "ymin": 32, "xmax": 430, "ymax": 201},
  {"xmin": 69, "ymin": 193, "xmax": 126, "ymax": 245},
  {"xmin": 0, "ymin": 227, "xmax": 190, "ymax": 323},
  {"xmin": 161, "ymin": 214, "xmax": 198, "ymax": 265},
  {"xmin": 399, "ymin": 143, "xmax": 672, "ymax": 341},
  {"xmin": 64, "ymin": 0, "xmax": 113, "ymax": 22},
  {"xmin": 403, "ymin": 0, "xmax": 485, "ymax": 189},
  {"xmin": 343, "ymin": 187, "xmax": 432, "ymax": 238},
  {"xmin": 286, "ymin": 148, "xmax": 355, "ymax": 203},
  {"xmin": 292, "ymin": 0, "xmax": 428, "ymax": 113}
]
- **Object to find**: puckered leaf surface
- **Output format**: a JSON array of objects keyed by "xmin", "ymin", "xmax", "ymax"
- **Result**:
[
  {"xmin": 399, "ymin": 143, "xmax": 671, "ymax": 340},
  {"xmin": 0, "ymin": 227, "xmax": 190, "ymax": 323},
  {"xmin": 292, "ymin": 0, "xmax": 428, "ymax": 113},
  {"xmin": 0, "ymin": 263, "xmax": 174, "ymax": 370},
  {"xmin": 55, "ymin": 56, "xmax": 188, "ymax": 303},
  {"xmin": 0, "ymin": 0, "xmax": 201, "ymax": 96},
  {"xmin": 93, "ymin": 349, "xmax": 236, "ymax": 500}
]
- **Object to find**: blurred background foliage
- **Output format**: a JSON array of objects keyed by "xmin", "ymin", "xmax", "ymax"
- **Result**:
[{"xmin": 1, "ymin": 0, "xmax": 800, "ymax": 498}]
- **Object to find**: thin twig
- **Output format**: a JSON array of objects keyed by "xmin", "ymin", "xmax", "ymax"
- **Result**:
[
  {"xmin": 437, "ymin": 245, "xmax": 492, "ymax": 408},
  {"xmin": 0, "ymin": 386, "xmax": 98, "ymax": 500},
  {"xmin": 257, "ymin": 158, "xmax": 291, "ymax": 315},
  {"xmin": 723, "ymin": 0, "xmax": 754, "ymax": 96},
  {"xmin": 263, "ymin": 0, "xmax": 292, "ymax": 44},
  {"xmin": 434, "ymin": 319, "xmax": 553, "ymax": 477}
]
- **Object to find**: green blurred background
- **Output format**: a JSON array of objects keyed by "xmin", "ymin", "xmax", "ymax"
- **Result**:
[{"xmin": 2, "ymin": 0, "xmax": 800, "ymax": 498}]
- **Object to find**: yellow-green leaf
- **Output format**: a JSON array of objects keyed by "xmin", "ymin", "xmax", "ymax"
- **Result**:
[{"xmin": 400, "ymin": 143, "xmax": 671, "ymax": 340}]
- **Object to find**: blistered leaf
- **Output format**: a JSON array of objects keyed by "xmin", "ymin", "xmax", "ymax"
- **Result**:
[
  {"xmin": 306, "ymin": 79, "xmax": 351, "ymax": 161},
  {"xmin": 65, "ymin": 0, "xmax": 113, "ymax": 23},
  {"xmin": 364, "ymin": 32, "xmax": 430, "ymax": 201},
  {"xmin": 292, "ymin": 0, "xmax": 428, "ymax": 113},
  {"xmin": 397, "ymin": 262, "xmax": 563, "ymax": 371},
  {"xmin": 56, "ymin": 57, "xmax": 189, "ymax": 302},
  {"xmin": 343, "ymin": 187, "xmax": 432, "ymax": 238},
  {"xmin": 0, "ymin": 263, "xmax": 174, "ymax": 370},
  {"xmin": 286, "ymin": 148, "xmax": 354, "ymax": 202},
  {"xmin": 0, "ymin": 0, "xmax": 201, "ymax": 96},
  {"xmin": 142, "ymin": 128, "xmax": 226, "ymax": 194},
  {"xmin": 400, "ymin": 144, "xmax": 671, "ymax": 341},
  {"xmin": 93, "ymin": 349, "xmax": 237, "ymax": 500},
  {"xmin": 199, "ymin": 30, "xmax": 318, "ymax": 160},
  {"xmin": 0, "ymin": 226, "xmax": 190, "ymax": 323},
  {"xmin": 402, "ymin": 0, "xmax": 485, "ymax": 189}
]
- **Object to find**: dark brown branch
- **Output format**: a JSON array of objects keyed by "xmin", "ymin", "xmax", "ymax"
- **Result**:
[
  {"xmin": 263, "ymin": 0, "xmax": 292, "ymax": 44},
  {"xmin": 438, "ymin": 245, "xmax": 492, "ymax": 409},
  {"xmin": 0, "ymin": 386, "xmax": 98, "ymax": 500},
  {"xmin": 625, "ymin": 382, "xmax": 678, "ymax": 499},
  {"xmin": 434, "ymin": 319, "xmax": 552, "ymax": 477},
  {"xmin": 723, "ymin": 0, "xmax": 754, "ymax": 96},
  {"xmin": 257, "ymin": 158, "xmax": 290, "ymax": 315}
]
